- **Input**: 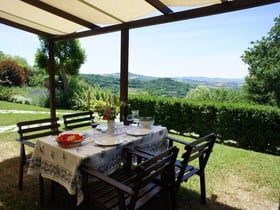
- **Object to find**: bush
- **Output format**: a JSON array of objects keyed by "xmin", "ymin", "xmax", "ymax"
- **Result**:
[
  {"xmin": 0, "ymin": 60, "xmax": 29, "ymax": 86},
  {"xmin": 129, "ymin": 95, "xmax": 280, "ymax": 155},
  {"xmin": 10, "ymin": 95, "xmax": 31, "ymax": 104},
  {"xmin": 0, "ymin": 86, "xmax": 15, "ymax": 101}
]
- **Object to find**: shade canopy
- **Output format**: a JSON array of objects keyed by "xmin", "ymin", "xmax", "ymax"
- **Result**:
[{"xmin": 1, "ymin": 0, "xmax": 279, "ymax": 40}]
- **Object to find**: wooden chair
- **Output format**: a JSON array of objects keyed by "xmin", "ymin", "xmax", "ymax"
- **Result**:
[
  {"xmin": 135, "ymin": 133, "xmax": 216, "ymax": 204},
  {"xmin": 62, "ymin": 110, "xmax": 95, "ymax": 130},
  {"xmin": 81, "ymin": 146, "xmax": 179, "ymax": 210},
  {"xmin": 16, "ymin": 118, "xmax": 60, "ymax": 191}
]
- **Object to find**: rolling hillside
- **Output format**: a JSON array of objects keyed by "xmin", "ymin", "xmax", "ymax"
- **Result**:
[{"xmin": 81, "ymin": 73, "xmax": 244, "ymax": 98}]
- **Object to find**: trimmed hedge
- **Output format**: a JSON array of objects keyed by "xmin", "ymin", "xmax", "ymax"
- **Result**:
[{"xmin": 128, "ymin": 95, "xmax": 280, "ymax": 155}]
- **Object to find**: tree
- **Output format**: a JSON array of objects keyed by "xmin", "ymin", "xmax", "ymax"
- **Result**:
[
  {"xmin": 35, "ymin": 37, "xmax": 86, "ymax": 90},
  {"xmin": 212, "ymin": 88, "xmax": 248, "ymax": 103},
  {"xmin": 0, "ymin": 51, "xmax": 31, "ymax": 69},
  {"xmin": 241, "ymin": 15, "xmax": 280, "ymax": 107},
  {"xmin": 185, "ymin": 86, "xmax": 211, "ymax": 101},
  {"xmin": 0, "ymin": 59, "xmax": 29, "ymax": 86}
]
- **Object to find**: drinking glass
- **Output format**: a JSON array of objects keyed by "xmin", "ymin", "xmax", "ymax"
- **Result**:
[
  {"xmin": 131, "ymin": 110, "xmax": 140, "ymax": 126},
  {"xmin": 127, "ymin": 114, "xmax": 133, "ymax": 125}
]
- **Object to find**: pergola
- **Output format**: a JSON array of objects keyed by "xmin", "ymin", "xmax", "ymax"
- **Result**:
[{"xmin": 1, "ymin": 0, "xmax": 279, "ymax": 120}]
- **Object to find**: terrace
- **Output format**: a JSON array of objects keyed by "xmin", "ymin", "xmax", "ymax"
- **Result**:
[{"xmin": 1, "ymin": 1, "xmax": 279, "ymax": 209}]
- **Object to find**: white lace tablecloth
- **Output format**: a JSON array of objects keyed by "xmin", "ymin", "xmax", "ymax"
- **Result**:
[{"xmin": 27, "ymin": 124, "xmax": 167, "ymax": 205}]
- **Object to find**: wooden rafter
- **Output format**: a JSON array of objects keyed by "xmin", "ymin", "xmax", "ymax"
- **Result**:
[
  {"xmin": 146, "ymin": 0, "xmax": 173, "ymax": 15},
  {"xmin": 21, "ymin": 0, "xmax": 100, "ymax": 30},
  {"xmin": 0, "ymin": 16, "xmax": 49, "ymax": 36},
  {"xmin": 51, "ymin": 0, "xmax": 280, "ymax": 41}
]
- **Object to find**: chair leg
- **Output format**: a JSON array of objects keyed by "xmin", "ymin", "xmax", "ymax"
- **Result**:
[
  {"xmin": 39, "ymin": 174, "xmax": 45, "ymax": 205},
  {"xmin": 50, "ymin": 180, "xmax": 56, "ymax": 202},
  {"xmin": 170, "ymin": 173, "xmax": 177, "ymax": 210},
  {"xmin": 199, "ymin": 172, "xmax": 206, "ymax": 204},
  {"xmin": 18, "ymin": 144, "xmax": 25, "ymax": 190}
]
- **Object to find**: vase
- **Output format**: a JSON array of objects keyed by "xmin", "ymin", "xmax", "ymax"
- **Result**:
[{"xmin": 107, "ymin": 120, "xmax": 115, "ymax": 135}]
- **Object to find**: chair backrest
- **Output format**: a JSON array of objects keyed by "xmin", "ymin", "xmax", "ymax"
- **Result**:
[
  {"xmin": 174, "ymin": 133, "xmax": 216, "ymax": 186},
  {"xmin": 134, "ymin": 145, "xmax": 179, "ymax": 188},
  {"xmin": 62, "ymin": 111, "xmax": 94, "ymax": 130},
  {"xmin": 131, "ymin": 146, "xmax": 179, "ymax": 209},
  {"xmin": 17, "ymin": 118, "xmax": 60, "ymax": 145}
]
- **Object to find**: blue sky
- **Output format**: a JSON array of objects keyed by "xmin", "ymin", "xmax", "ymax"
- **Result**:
[{"xmin": 0, "ymin": 3, "xmax": 279, "ymax": 79}]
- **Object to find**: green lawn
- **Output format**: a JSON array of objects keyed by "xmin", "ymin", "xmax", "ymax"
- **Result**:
[
  {"xmin": 0, "ymin": 100, "xmax": 279, "ymax": 210},
  {"xmin": 0, "ymin": 100, "xmax": 76, "ymax": 126}
]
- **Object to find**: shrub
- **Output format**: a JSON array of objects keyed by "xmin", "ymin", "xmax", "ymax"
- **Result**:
[
  {"xmin": 0, "ymin": 60, "xmax": 29, "ymax": 86},
  {"xmin": 128, "ymin": 95, "xmax": 280, "ymax": 155},
  {"xmin": 0, "ymin": 86, "xmax": 15, "ymax": 101}
]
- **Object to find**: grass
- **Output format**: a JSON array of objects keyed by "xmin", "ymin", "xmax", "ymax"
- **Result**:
[{"xmin": 0, "ymin": 100, "xmax": 279, "ymax": 210}]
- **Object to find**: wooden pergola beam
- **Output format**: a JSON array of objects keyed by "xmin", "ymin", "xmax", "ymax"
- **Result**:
[
  {"xmin": 47, "ymin": 37, "xmax": 57, "ymax": 120},
  {"xmin": 50, "ymin": 0, "xmax": 280, "ymax": 41},
  {"xmin": 21, "ymin": 0, "xmax": 100, "ymax": 30},
  {"xmin": 120, "ymin": 28, "xmax": 129, "ymax": 121},
  {"xmin": 0, "ymin": 17, "xmax": 49, "ymax": 36},
  {"xmin": 145, "ymin": 0, "xmax": 174, "ymax": 15}
]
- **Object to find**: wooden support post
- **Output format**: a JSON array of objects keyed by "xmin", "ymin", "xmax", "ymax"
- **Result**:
[
  {"xmin": 120, "ymin": 28, "xmax": 129, "ymax": 122},
  {"xmin": 48, "ymin": 37, "xmax": 57, "ymax": 124}
]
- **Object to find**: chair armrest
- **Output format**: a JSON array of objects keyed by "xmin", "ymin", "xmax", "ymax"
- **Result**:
[
  {"xmin": 166, "ymin": 135, "xmax": 191, "ymax": 147},
  {"xmin": 122, "ymin": 148, "xmax": 154, "ymax": 170},
  {"xmin": 82, "ymin": 167, "xmax": 134, "ymax": 196},
  {"xmin": 124, "ymin": 147, "xmax": 154, "ymax": 159},
  {"xmin": 16, "ymin": 138, "xmax": 36, "ymax": 148}
]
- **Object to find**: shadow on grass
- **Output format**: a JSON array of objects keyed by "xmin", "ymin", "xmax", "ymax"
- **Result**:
[
  {"xmin": 175, "ymin": 187, "xmax": 242, "ymax": 210},
  {"xmin": 0, "ymin": 156, "xmax": 241, "ymax": 210}
]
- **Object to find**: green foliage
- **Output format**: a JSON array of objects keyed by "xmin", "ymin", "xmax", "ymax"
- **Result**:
[
  {"xmin": 129, "ymin": 95, "xmax": 280, "ymax": 155},
  {"xmin": 0, "ymin": 85, "xmax": 48, "ymax": 106},
  {"xmin": 0, "ymin": 86, "xmax": 15, "ymax": 101},
  {"xmin": 35, "ymin": 37, "xmax": 86, "ymax": 91},
  {"xmin": 242, "ymin": 15, "xmax": 280, "ymax": 107},
  {"xmin": 72, "ymin": 85, "xmax": 122, "ymax": 118},
  {"xmin": 0, "ymin": 59, "xmax": 29, "ymax": 86},
  {"xmin": 211, "ymin": 88, "xmax": 249, "ymax": 103},
  {"xmin": 142, "ymin": 78, "xmax": 191, "ymax": 97},
  {"xmin": 82, "ymin": 74, "xmax": 120, "ymax": 94},
  {"xmin": 186, "ymin": 86, "xmax": 211, "ymax": 101},
  {"xmin": 0, "ymin": 51, "xmax": 31, "ymax": 69},
  {"xmin": 186, "ymin": 86, "xmax": 249, "ymax": 104},
  {"xmin": 82, "ymin": 74, "xmax": 192, "ymax": 98},
  {"xmin": 28, "ymin": 67, "xmax": 48, "ymax": 87},
  {"xmin": 54, "ymin": 76, "xmax": 89, "ymax": 109}
]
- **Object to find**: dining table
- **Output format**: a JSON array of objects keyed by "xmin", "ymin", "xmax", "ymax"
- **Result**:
[{"xmin": 27, "ymin": 123, "xmax": 168, "ymax": 205}]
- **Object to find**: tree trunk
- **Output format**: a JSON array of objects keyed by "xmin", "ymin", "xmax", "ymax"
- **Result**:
[{"xmin": 59, "ymin": 65, "xmax": 68, "ymax": 91}]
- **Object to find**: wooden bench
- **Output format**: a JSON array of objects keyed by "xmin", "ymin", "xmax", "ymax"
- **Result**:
[{"xmin": 62, "ymin": 111, "xmax": 95, "ymax": 130}]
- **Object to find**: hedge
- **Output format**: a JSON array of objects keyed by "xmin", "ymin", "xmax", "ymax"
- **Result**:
[{"xmin": 128, "ymin": 95, "xmax": 280, "ymax": 155}]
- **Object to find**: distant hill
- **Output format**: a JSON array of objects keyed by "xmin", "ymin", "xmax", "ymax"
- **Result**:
[
  {"xmin": 81, "ymin": 73, "xmax": 244, "ymax": 98},
  {"xmin": 173, "ymin": 76, "xmax": 244, "ymax": 89},
  {"xmin": 101, "ymin": 72, "xmax": 158, "ymax": 81}
]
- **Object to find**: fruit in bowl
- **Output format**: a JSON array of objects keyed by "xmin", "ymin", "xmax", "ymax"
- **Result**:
[
  {"xmin": 56, "ymin": 133, "xmax": 83, "ymax": 148},
  {"xmin": 139, "ymin": 116, "xmax": 154, "ymax": 129}
]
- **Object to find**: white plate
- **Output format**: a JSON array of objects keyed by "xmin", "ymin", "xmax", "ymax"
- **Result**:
[
  {"xmin": 126, "ymin": 128, "xmax": 151, "ymax": 136},
  {"xmin": 94, "ymin": 136, "xmax": 123, "ymax": 146},
  {"xmin": 96, "ymin": 125, "xmax": 107, "ymax": 132}
]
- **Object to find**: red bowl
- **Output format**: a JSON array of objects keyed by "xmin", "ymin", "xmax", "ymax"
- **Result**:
[{"xmin": 56, "ymin": 133, "xmax": 83, "ymax": 148}]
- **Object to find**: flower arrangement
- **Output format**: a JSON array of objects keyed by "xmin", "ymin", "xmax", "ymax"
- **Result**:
[
  {"xmin": 95, "ymin": 96, "xmax": 122, "ymax": 120},
  {"xmin": 97, "ymin": 104, "xmax": 118, "ymax": 120}
]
